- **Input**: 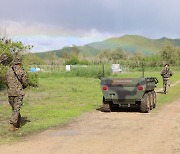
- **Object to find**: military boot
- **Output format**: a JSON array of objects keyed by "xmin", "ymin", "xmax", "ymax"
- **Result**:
[
  {"xmin": 9, "ymin": 124, "xmax": 18, "ymax": 132},
  {"xmin": 16, "ymin": 114, "xmax": 21, "ymax": 128}
]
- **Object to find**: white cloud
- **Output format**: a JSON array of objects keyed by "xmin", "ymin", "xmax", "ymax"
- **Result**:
[
  {"xmin": 1, "ymin": 0, "xmax": 180, "ymax": 52},
  {"xmin": 0, "ymin": 20, "xmax": 120, "ymax": 52}
]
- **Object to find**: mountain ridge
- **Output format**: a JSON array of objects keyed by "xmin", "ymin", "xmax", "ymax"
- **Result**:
[{"xmin": 35, "ymin": 35, "xmax": 180, "ymax": 58}]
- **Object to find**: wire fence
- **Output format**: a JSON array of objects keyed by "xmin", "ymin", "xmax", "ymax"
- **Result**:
[
  {"xmin": 29, "ymin": 64, "xmax": 130, "ymax": 73},
  {"xmin": 29, "ymin": 65, "xmax": 65, "ymax": 72}
]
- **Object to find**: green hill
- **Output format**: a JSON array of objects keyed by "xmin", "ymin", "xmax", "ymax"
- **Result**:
[{"xmin": 35, "ymin": 35, "xmax": 180, "ymax": 58}]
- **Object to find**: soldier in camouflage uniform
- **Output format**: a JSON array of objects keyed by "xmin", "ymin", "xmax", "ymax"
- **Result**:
[
  {"xmin": 161, "ymin": 64, "xmax": 173, "ymax": 94},
  {"xmin": 6, "ymin": 56, "xmax": 28, "ymax": 131}
]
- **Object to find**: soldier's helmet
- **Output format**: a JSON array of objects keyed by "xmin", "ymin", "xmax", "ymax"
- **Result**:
[{"xmin": 13, "ymin": 56, "xmax": 22, "ymax": 64}]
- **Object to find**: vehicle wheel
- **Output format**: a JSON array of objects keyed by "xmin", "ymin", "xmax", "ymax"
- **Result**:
[
  {"xmin": 102, "ymin": 97, "xmax": 111, "ymax": 112},
  {"xmin": 152, "ymin": 91, "xmax": 156, "ymax": 108},
  {"xmin": 102, "ymin": 104, "xmax": 111, "ymax": 112},
  {"xmin": 140, "ymin": 93, "xmax": 150, "ymax": 113},
  {"xmin": 149, "ymin": 92, "xmax": 153, "ymax": 110},
  {"xmin": 109, "ymin": 103, "xmax": 118, "ymax": 112}
]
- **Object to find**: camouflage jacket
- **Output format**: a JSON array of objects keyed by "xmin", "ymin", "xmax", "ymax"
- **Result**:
[
  {"xmin": 161, "ymin": 68, "xmax": 173, "ymax": 78},
  {"xmin": 6, "ymin": 65, "xmax": 28, "ymax": 96}
]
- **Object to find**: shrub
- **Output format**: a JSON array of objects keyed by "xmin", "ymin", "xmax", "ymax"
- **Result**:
[
  {"xmin": 27, "ymin": 72, "xmax": 39, "ymax": 87},
  {"xmin": 37, "ymin": 65, "xmax": 111, "ymax": 79},
  {"xmin": 0, "ymin": 64, "xmax": 8, "ymax": 84},
  {"xmin": 65, "ymin": 56, "xmax": 79, "ymax": 65},
  {"xmin": 68, "ymin": 65, "xmax": 108, "ymax": 78}
]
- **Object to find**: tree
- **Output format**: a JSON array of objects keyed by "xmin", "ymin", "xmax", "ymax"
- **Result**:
[
  {"xmin": 110, "ymin": 48, "xmax": 125, "ymax": 63},
  {"xmin": 175, "ymin": 47, "xmax": 180, "ymax": 66},
  {"xmin": 0, "ymin": 35, "xmax": 32, "ymax": 83},
  {"xmin": 44, "ymin": 52, "xmax": 61, "ymax": 65},
  {"xmin": 65, "ymin": 56, "xmax": 79, "ymax": 65},
  {"xmin": 144, "ymin": 54, "xmax": 161, "ymax": 67},
  {"xmin": 160, "ymin": 43, "xmax": 176, "ymax": 66},
  {"xmin": 131, "ymin": 51, "xmax": 144, "ymax": 67},
  {"xmin": 23, "ymin": 53, "xmax": 44, "ymax": 65},
  {"xmin": 71, "ymin": 45, "xmax": 80, "ymax": 57},
  {"xmin": 96, "ymin": 49, "xmax": 110, "ymax": 64}
]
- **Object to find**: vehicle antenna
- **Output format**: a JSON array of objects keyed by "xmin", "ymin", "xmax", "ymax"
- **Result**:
[
  {"xmin": 142, "ymin": 63, "xmax": 144, "ymax": 77},
  {"xmin": 102, "ymin": 64, "xmax": 105, "ymax": 77}
]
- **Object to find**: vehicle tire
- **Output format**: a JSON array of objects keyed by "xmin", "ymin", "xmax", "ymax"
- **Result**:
[
  {"xmin": 149, "ymin": 92, "xmax": 153, "ymax": 110},
  {"xmin": 109, "ymin": 103, "xmax": 118, "ymax": 112},
  {"xmin": 102, "ymin": 104, "xmax": 111, "ymax": 112},
  {"xmin": 140, "ymin": 93, "xmax": 150, "ymax": 113},
  {"xmin": 152, "ymin": 91, "xmax": 156, "ymax": 108},
  {"xmin": 102, "ymin": 97, "xmax": 111, "ymax": 112}
]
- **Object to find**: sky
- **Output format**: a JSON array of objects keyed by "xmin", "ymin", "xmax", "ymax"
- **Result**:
[{"xmin": 0, "ymin": 0, "xmax": 180, "ymax": 52}]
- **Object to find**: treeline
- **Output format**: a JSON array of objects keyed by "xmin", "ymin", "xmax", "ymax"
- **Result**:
[
  {"xmin": 40, "ymin": 43, "xmax": 180, "ymax": 68},
  {"xmin": 1, "ymin": 36, "xmax": 179, "ymax": 74},
  {"xmin": 96, "ymin": 43, "xmax": 180, "ymax": 67}
]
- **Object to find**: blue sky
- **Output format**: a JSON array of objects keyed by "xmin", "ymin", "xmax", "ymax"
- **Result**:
[{"xmin": 0, "ymin": 0, "xmax": 180, "ymax": 52}]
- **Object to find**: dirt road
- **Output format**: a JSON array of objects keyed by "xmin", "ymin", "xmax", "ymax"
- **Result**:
[{"xmin": 0, "ymin": 96, "xmax": 180, "ymax": 154}]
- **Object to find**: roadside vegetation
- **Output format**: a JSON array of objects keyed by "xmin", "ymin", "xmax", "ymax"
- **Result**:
[{"xmin": 0, "ymin": 36, "xmax": 37, "ymax": 87}]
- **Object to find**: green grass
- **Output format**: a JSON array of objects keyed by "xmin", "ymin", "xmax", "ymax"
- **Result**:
[
  {"xmin": 156, "ymin": 84, "xmax": 180, "ymax": 107},
  {"xmin": 35, "ymin": 65, "xmax": 111, "ymax": 78},
  {"xmin": 0, "ymin": 70, "xmax": 179, "ymax": 144},
  {"xmin": 0, "ymin": 76, "xmax": 102, "ymax": 144}
]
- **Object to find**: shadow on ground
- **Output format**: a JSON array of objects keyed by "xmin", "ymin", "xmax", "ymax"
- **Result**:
[
  {"xmin": 21, "ymin": 117, "xmax": 31, "ymax": 127},
  {"xmin": 96, "ymin": 106, "xmax": 140, "ymax": 113},
  {"xmin": 156, "ymin": 91, "xmax": 165, "ymax": 94}
]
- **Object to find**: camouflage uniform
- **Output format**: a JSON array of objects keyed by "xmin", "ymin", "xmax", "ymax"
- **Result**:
[
  {"xmin": 6, "ymin": 59, "xmax": 28, "ymax": 128},
  {"xmin": 161, "ymin": 65, "xmax": 173, "ymax": 94}
]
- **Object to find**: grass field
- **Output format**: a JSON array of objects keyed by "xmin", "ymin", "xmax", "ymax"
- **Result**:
[{"xmin": 0, "ymin": 71, "xmax": 179, "ymax": 144}]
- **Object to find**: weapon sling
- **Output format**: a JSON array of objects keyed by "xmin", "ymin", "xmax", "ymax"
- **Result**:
[{"xmin": 12, "ymin": 66, "xmax": 23, "ymax": 85}]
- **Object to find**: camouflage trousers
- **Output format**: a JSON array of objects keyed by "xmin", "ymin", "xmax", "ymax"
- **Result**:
[
  {"xmin": 8, "ymin": 96, "xmax": 23, "ymax": 127},
  {"xmin": 163, "ymin": 78, "xmax": 170, "ymax": 93}
]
